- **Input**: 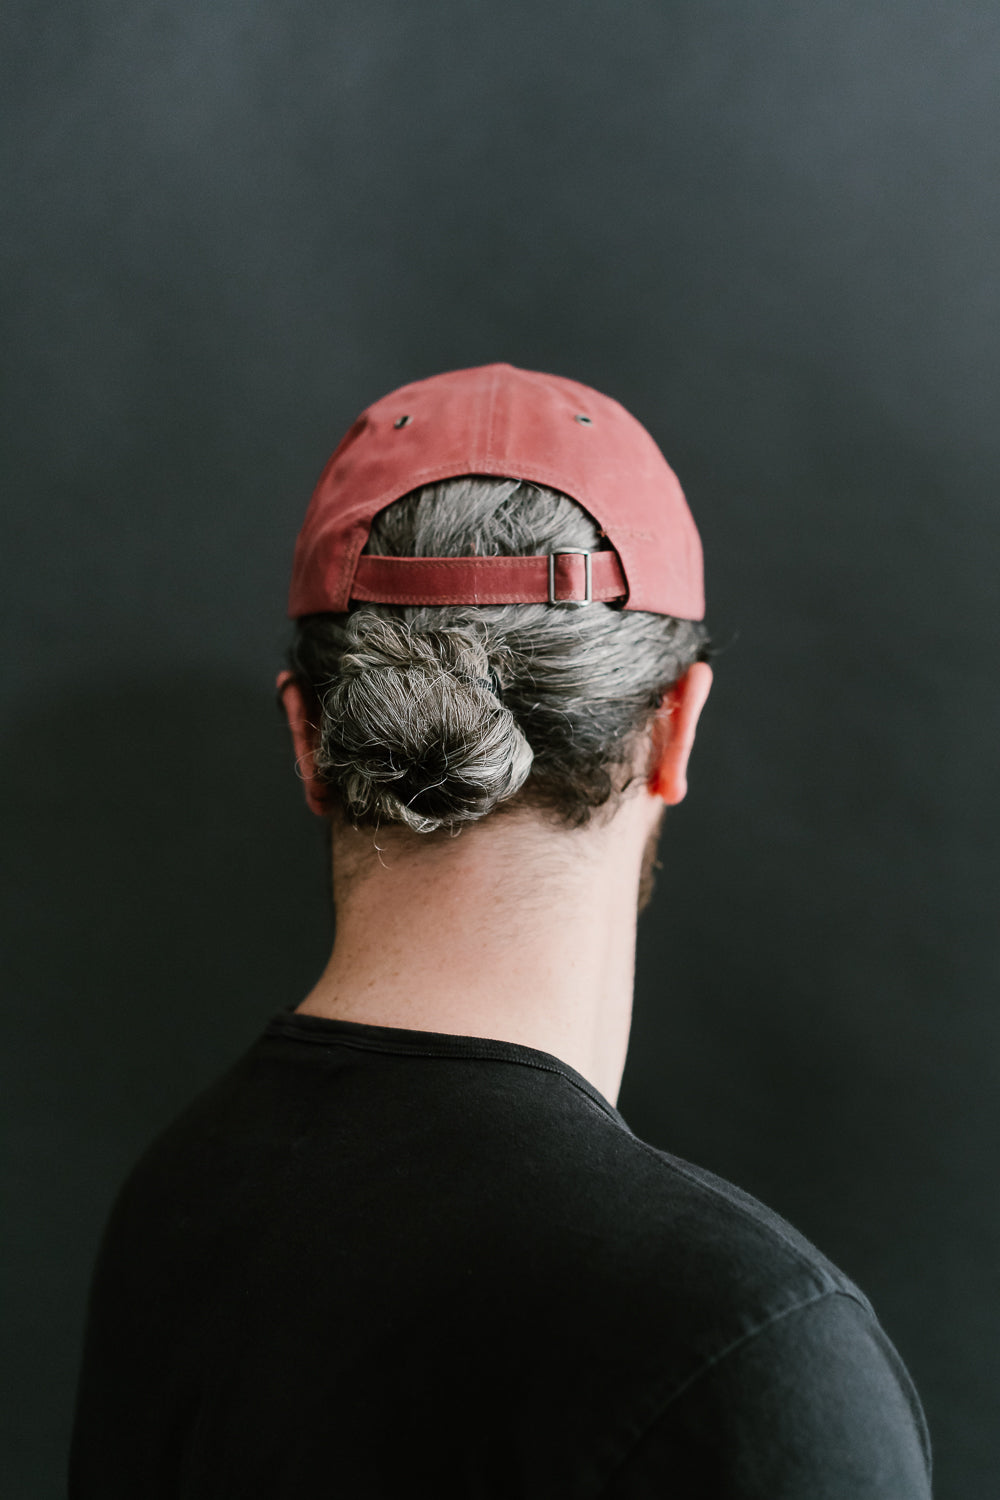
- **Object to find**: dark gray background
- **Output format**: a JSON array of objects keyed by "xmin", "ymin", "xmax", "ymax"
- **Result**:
[{"xmin": 3, "ymin": 1, "xmax": 998, "ymax": 1494}]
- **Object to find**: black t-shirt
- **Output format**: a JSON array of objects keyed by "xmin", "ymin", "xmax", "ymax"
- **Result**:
[{"xmin": 70, "ymin": 1010, "xmax": 933, "ymax": 1498}]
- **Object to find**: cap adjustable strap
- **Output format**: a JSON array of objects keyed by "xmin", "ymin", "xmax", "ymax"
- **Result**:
[{"xmin": 350, "ymin": 549, "xmax": 627, "ymax": 607}]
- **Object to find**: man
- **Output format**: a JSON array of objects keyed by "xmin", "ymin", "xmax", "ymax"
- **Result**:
[{"xmin": 71, "ymin": 363, "xmax": 932, "ymax": 1496}]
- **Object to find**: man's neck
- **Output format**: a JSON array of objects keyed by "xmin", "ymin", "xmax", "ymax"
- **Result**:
[{"xmin": 295, "ymin": 800, "xmax": 662, "ymax": 1106}]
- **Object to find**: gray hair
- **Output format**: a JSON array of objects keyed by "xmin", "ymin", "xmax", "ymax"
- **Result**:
[{"xmin": 286, "ymin": 477, "xmax": 712, "ymax": 835}]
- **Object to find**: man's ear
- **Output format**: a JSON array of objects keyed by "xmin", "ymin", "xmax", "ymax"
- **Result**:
[
  {"xmin": 647, "ymin": 661, "xmax": 713, "ymax": 806},
  {"xmin": 276, "ymin": 670, "xmax": 328, "ymax": 818}
]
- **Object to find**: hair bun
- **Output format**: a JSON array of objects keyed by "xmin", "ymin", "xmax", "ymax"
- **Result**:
[{"xmin": 315, "ymin": 615, "xmax": 533, "ymax": 833}]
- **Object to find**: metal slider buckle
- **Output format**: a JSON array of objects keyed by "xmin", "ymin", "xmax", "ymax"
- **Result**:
[{"xmin": 547, "ymin": 548, "xmax": 592, "ymax": 607}]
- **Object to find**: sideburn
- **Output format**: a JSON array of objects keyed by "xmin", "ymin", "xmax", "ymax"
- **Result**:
[{"xmin": 637, "ymin": 806, "xmax": 667, "ymax": 916}]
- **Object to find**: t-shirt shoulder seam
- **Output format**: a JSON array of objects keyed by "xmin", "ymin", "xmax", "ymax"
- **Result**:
[
  {"xmin": 599, "ymin": 1289, "xmax": 873, "ymax": 1495},
  {"xmin": 663, "ymin": 1287, "xmax": 874, "ymax": 1410}
]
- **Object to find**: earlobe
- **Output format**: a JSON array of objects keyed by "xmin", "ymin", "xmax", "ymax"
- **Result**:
[
  {"xmin": 276, "ymin": 671, "xmax": 328, "ymax": 818},
  {"xmin": 648, "ymin": 661, "xmax": 713, "ymax": 806}
]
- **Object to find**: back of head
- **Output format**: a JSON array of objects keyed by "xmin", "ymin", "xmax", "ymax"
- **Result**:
[{"xmin": 288, "ymin": 476, "xmax": 711, "ymax": 836}]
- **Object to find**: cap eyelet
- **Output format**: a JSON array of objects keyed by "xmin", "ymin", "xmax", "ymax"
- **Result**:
[
  {"xmin": 394, "ymin": 414, "xmax": 412, "ymax": 429},
  {"xmin": 574, "ymin": 413, "xmax": 593, "ymax": 425}
]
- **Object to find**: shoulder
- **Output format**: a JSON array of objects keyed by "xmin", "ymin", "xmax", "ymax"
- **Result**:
[
  {"xmin": 533, "ymin": 1106, "xmax": 932, "ymax": 1495},
  {"xmin": 623, "ymin": 1132, "xmax": 871, "ymax": 1305},
  {"xmin": 599, "ymin": 1288, "xmax": 933, "ymax": 1497},
  {"xmin": 534, "ymin": 1083, "xmax": 872, "ymax": 1329}
]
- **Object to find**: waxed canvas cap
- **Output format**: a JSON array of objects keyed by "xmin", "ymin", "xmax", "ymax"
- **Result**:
[{"xmin": 288, "ymin": 363, "xmax": 704, "ymax": 619}]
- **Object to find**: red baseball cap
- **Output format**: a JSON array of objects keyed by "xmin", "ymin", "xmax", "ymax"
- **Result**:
[{"xmin": 288, "ymin": 363, "xmax": 704, "ymax": 619}]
